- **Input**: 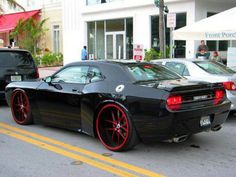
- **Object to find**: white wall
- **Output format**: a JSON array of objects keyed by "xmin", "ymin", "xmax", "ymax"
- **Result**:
[
  {"xmin": 62, "ymin": 0, "xmax": 236, "ymax": 64},
  {"xmin": 62, "ymin": 0, "xmax": 196, "ymax": 63},
  {"xmin": 62, "ymin": 0, "xmax": 83, "ymax": 65}
]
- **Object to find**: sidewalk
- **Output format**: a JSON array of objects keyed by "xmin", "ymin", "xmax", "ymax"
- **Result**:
[{"xmin": 38, "ymin": 66, "xmax": 62, "ymax": 78}]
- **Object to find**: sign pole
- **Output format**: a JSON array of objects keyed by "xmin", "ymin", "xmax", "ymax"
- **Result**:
[{"xmin": 170, "ymin": 27, "xmax": 173, "ymax": 58}]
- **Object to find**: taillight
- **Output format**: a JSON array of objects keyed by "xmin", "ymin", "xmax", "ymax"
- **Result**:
[
  {"xmin": 223, "ymin": 81, "xmax": 236, "ymax": 91},
  {"xmin": 166, "ymin": 95, "xmax": 182, "ymax": 111},
  {"xmin": 35, "ymin": 67, "xmax": 39, "ymax": 78},
  {"xmin": 214, "ymin": 90, "xmax": 224, "ymax": 105}
]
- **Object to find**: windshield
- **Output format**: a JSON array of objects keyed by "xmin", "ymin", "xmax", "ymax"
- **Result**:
[
  {"xmin": 194, "ymin": 61, "xmax": 235, "ymax": 75},
  {"xmin": 0, "ymin": 51, "xmax": 34, "ymax": 67},
  {"xmin": 125, "ymin": 63, "xmax": 182, "ymax": 82}
]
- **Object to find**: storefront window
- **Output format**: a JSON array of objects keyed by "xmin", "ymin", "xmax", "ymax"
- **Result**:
[
  {"xmin": 88, "ymin": 22, "xmax": 95, "ymax": 59},
  {"xmin": 126, "ymin": 18, "xmax": 133, "ymax": 59},
  {"xmin": 106, "ymin": 19, "xmax": 124, "ymax": 32},
  {"xmin": 53, "ymin": 25, "xmax": 60, "ymax": 54},
  {"xmin": 96, "ymin": 21, "xmax": 105, "ymax": 59},
  {"xmin": 87, "ymin": 18, "xmax": 133, "ymax": 60}
]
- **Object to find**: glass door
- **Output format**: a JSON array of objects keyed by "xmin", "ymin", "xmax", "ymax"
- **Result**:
[
  {"xmin": 106, "ymin": 34, "xmax": 113, "ymax": 59},
  {"xmin": 105, "ymin": 32, "xmax": 125, "ymax": 59}
]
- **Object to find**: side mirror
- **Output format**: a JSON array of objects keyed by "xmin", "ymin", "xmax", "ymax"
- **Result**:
[{"xmin": 44, "ymin": 76, "xmax": 52, "ymax": 83}]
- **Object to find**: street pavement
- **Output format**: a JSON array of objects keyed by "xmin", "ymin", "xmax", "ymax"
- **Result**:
[{"xmin": 1, "ymin": 67, "xmax": 236, "ymax": 177}]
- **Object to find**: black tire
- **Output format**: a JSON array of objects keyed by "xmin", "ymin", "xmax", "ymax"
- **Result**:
[
  {"xmin": 10, "ymin": 89, "xmax": 33, "ymax": 125},
  {"xmin": 96, "ymin": 103, "xmax": 139, "ymax": 151}
]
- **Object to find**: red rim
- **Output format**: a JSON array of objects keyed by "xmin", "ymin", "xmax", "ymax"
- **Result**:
[
  {"xmin": 96, "ymin": 104, "xmax": 129, "ymax": 151},
  {"xmin": 11, "ymin": 90, "xmax": 30, "ymax": 124}
]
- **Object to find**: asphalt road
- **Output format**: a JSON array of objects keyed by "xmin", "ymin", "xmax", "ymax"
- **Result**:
[{"xmin": 1, "ymin": 101, "xmax": 236, "ymax": 177}]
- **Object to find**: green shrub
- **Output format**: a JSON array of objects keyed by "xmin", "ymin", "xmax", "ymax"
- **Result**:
[
  {"xmin": 34, "ymin": 53, "xmax": 63, "ymax": 67},
  {"xmin": 144, "ymin": 48, "xmax": 162, "ymax": 62}
]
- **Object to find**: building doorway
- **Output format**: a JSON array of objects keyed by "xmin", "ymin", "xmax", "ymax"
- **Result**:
[{"xmin": 105, "ymin": 32, "xmax": 125, "ymax": 59}]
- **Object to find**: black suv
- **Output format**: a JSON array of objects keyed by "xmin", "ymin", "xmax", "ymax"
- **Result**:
[{"xmin": 0, "ymin": 49, "xmax": 39, "ymax": 100}]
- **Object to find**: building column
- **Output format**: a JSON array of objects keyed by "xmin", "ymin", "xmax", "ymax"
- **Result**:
[
  {"xmin": 62, "ymin": 0, "xmax": 85, "ymax": 64},
  {"xmin": 133, "ymin": 13, "xmax": 151, "ymax": 55}
]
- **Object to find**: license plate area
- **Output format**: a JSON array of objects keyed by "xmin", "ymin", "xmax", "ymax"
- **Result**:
[
  {"xmin": 200, "ymin": 116, "xmax": 211, "ymax": 127},
  {"xmin": 10, "ymin": 75, "xmax": 22, "ymax": 82}
]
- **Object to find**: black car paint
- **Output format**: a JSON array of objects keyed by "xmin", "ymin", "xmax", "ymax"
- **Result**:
[{"xmin": 5, "ymin": 61, "xmax": 231, "ymax": 142}]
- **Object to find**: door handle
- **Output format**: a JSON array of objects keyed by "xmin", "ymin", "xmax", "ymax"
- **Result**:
[
  {"xmin": 72, "ymin": 88, "xmax": 83, "ymax": 95},
  {"xmin": 72, "ymin": 88, "xmax": 78, "ymax": 92},
  {"xmin": 77, "ymin": 91, "xmax": 83, "ymax": 95}
]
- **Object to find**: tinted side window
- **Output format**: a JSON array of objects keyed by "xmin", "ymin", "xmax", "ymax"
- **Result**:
[
  {"xmin": 88, "ymin": 67, "xmax": 103, "ymax": 82},
  {"xmin": 126, "ymin": 63, "xmax": 181, "ymax": 81},
  {"xmin": 0, "ymin": 51, "xmax": 34, "ymax": 67},
  {"xmin": 165, "ymin": 62, "xmax": 189, "ymax": 76},
  {"xmin": 52, "ymin": 66, "xmax": 89, "ymax": 84}
]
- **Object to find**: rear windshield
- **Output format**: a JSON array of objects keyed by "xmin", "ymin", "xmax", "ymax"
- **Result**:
[
  {"xmin": 0, "ymin": 51, "xmax": 34, "ymax": 67},
  {"xmin": 125, "ymin": 63, "xmax": 182, "ymax": 82},
  {"xmin": 194, "ymin": 60, "xmax": 235, "ymax": 74}
]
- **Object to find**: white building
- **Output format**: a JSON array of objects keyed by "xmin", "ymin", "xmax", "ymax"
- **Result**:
[{"xmin": 62, "ymin": 0, "xmax": 236, "ymax": 64}]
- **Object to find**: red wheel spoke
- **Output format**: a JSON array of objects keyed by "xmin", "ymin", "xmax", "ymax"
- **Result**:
[
  {"xmin": 120, "ymin": 126, "xmax": 128, "ymax": 132},
  {"xmin": 106, "ymin": 128, "xmax": 115, "ymax": 131},
  {"xmin": 116, "ymin": 131, "xmax": 120, "ymax": 145},
  {"xmin": 118, "ymin": 132, "xmax": 126, "ymax": 140},
  {"xmin": 111, "ymin": 111, "xmax": 116, "ymax": 122},
  {"xmin": 112, "ymin": 130, "xmax": 115, "ymax": 141},
  {"xmin": 118, "ymin": 115, "xmax": 125, "ymax": 123},
  {"xmin": 17, "ymin": 96, "xmax": 21, "ymax": 105},
  {"xmin": 20, "ymin": 93, "xmax": 23, "ymax": 104},
  {"xmin": 105, "ymin": 120, "xmax": 116, "ymax": 126}
]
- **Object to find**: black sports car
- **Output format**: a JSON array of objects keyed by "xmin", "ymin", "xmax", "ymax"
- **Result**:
[{"xmin": 5, "ymin": 61, "xmax": 231, "ymax": 151}]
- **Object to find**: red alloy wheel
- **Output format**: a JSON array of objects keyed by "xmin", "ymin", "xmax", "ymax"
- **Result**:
[
  {"xmin": 96, "ymin": 104, "xmax": 130, "ymax": 151},
  {"xmin": 11, "ymin": 89, "xmax": 32, "ymax": 125}
]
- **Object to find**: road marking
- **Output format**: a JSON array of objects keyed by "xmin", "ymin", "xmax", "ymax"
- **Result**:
[
  {"xmin": 0, "ymin": 128, "xmax": 137, "ymax": 177},
  {"xmin": 0, "ymin": 122, "xmax": 165, "ymax": 177}
]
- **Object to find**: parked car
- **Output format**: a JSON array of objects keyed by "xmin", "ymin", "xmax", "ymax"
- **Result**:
[
  {"xmin": 0, "ymin": 48, "xmax": 39, "ymax": 100},
  {"xmin": 228, "ymin": 66, "xmax": 236, "ymax": 73},
  {"xmin": 152, "ymin": 59, "xmax": 236, "ymax": 111},
  {"xmin": 5, "ymin": 61, "xmax": 230, "ymax": 151}
]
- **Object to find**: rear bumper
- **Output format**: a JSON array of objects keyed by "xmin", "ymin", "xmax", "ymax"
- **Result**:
[
  {"xmin": 226, "ymin": 91, "xmax": 236, "ymax": 110},
  {"xmin": 134, "ymin": 100, "xmax": 231, "ymax": 142}
]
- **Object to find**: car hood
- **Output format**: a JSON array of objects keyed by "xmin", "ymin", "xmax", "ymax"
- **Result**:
[{"xmin": 6, "ymin": 79, "xmax": 43, "ymax": 90}]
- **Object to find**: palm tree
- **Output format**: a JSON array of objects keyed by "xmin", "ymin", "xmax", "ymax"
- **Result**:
[
  {"xmin": 11, "ymin": 17, "xmax": 48, "ymax": 55},
  {"xmin": 0, "ymin": 0, "xmax": 25, "ymax": 13}
]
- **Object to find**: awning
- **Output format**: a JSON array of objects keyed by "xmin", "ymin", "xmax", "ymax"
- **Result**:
[
  {"xmin": 0, "ymin": 10, "xmax": 40, "ymax": 33},
  {"xmin": 173, "ymin": 7, "xmax": 236, "ymax": 40}
]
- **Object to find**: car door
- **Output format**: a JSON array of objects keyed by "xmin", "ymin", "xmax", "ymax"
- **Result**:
[{"xmin": 36, "ymin": 65, "xmax": 90, "ymax": 131}]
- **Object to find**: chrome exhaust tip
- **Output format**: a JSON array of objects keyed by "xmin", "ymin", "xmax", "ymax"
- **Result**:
[
  {"xmin": 211, "ymin": 125, "xmax": 222, "ymax": 132},
  {"xmin": 172, "ymin": 135, "xmax": 188, "ymax": 143}
]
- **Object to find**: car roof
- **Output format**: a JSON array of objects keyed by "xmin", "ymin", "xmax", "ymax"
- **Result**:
[
  {"xmin": 0, "ymin": 48, "xmax": 30, "ymax": 53},
  {"xmin": 152, "ymin": 58, "xmax": 206, "ymax": 63},
  {"xmin": 61, "ymin": 60, "xmax": 159, "ymax": 82},
  {"xmin": 66, "ymin": 60, "xmax": 150, "ymax": 67}
]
